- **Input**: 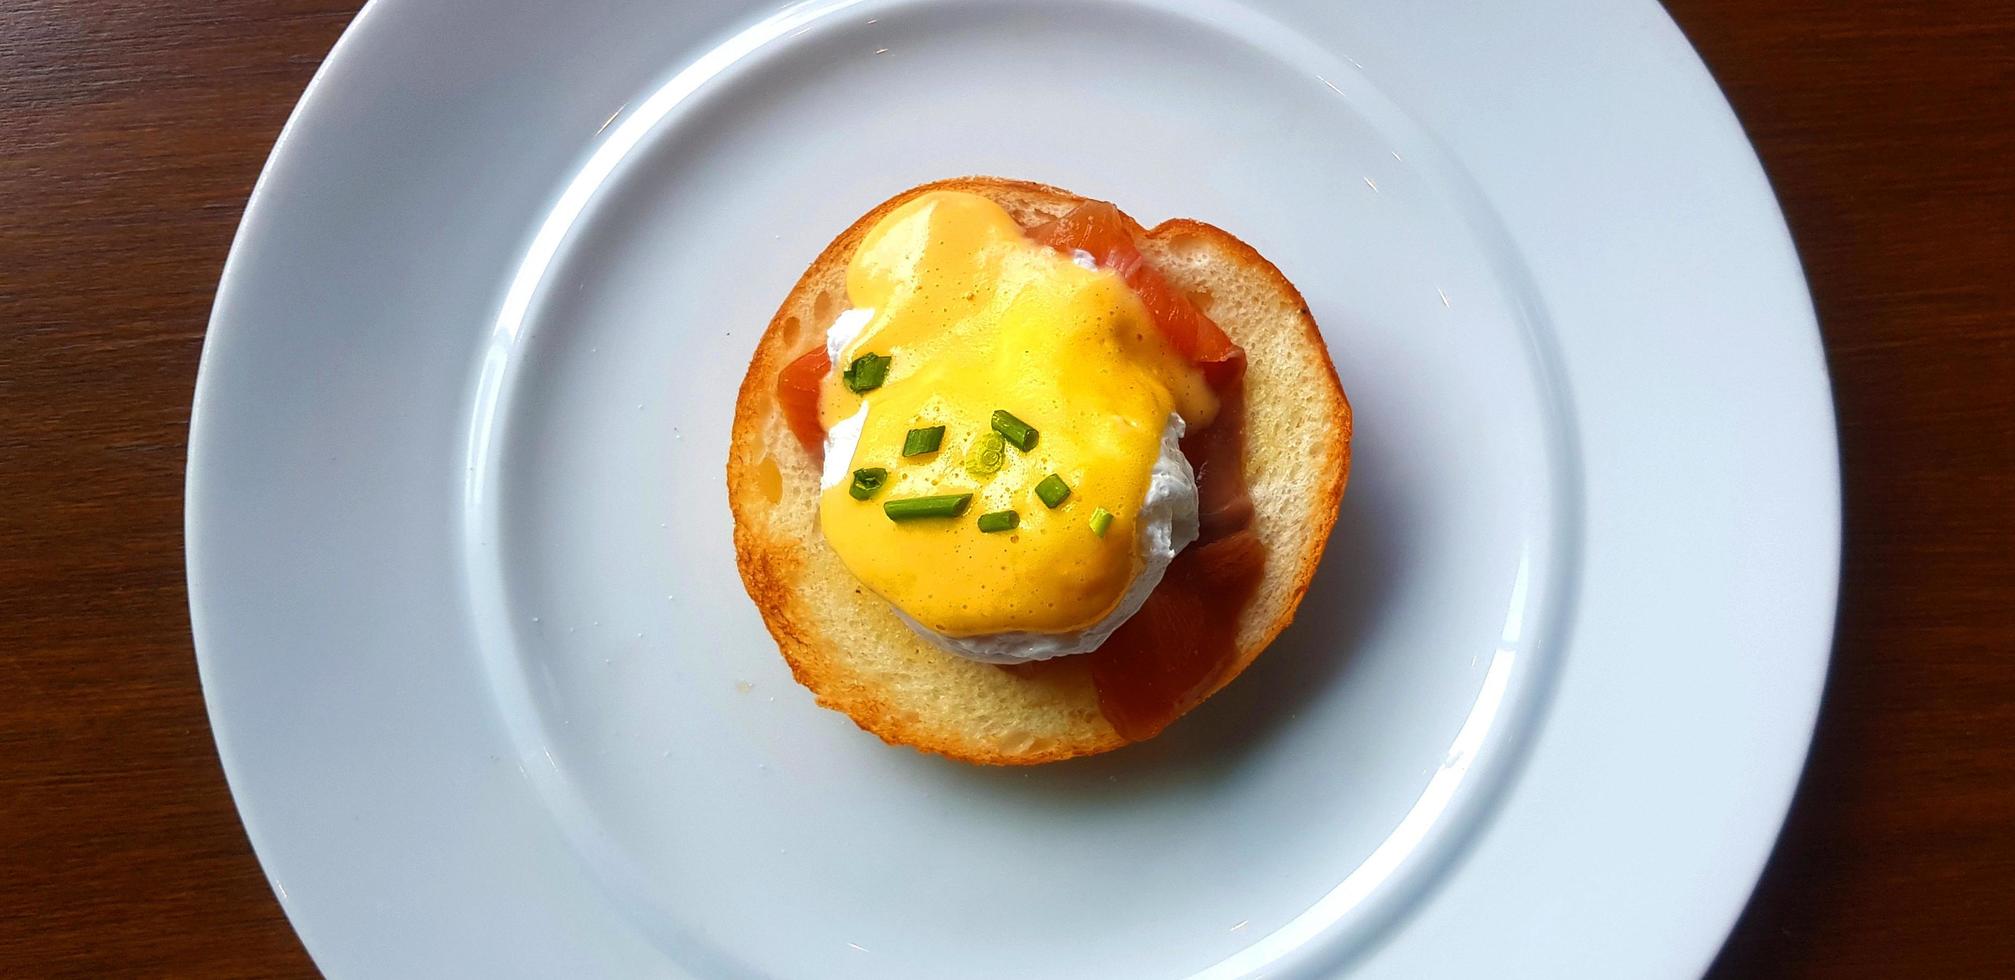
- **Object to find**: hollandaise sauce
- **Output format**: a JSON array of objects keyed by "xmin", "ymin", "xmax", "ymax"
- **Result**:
[{"xmin": 815, "ymin": 191, "xmax": 1216, "ymax": 637}]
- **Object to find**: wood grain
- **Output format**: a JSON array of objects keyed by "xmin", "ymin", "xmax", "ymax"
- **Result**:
[
  {"xmin": 0, "ymin": 3, "xmax": 348, "ymax": 975},
  {"xmin": 0, "ymin": 0, "xmax": 2007, "ymax": 975},
  {"xmin": 1678, "ymin": 1, "xmax": 2015, "ymax": 976}
]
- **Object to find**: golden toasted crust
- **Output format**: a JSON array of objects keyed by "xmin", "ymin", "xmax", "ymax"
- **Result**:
[{"xmin": 727, "ymin": 177, "xmax": 1351, "ymax": 764}]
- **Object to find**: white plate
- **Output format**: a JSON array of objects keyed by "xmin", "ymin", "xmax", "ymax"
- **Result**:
[{"xmin": 188, "ymin": 0, "xmax": 1838, "ymax": 976}]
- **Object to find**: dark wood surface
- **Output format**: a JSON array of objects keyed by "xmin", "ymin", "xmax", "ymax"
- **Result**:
[{"xmin": 1, "ymin": 0, "xmax": 2008, "ymax": 975}]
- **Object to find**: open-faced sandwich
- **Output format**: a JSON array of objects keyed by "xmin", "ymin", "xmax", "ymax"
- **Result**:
[{"xmin": 728, "ymin": 177, "xmax": 1351, "ymax": 764}]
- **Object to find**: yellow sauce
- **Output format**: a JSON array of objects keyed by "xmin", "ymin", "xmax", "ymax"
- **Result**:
[
  {"xmin": 754, "ymin": 454, "xmax": 783, "ymax": 504},
  {"xmin": 818, "ymin": 191, "xmax": 1215, "ymax": 636}
]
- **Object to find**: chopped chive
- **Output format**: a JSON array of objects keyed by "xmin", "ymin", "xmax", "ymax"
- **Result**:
[
  {"xmin": 884, "ymin": 493, "xmax": 972, "ymax": 521},
  {"xmin": 990, "ymin": 410, "xmax": 1038, "ymax": 451},
  {"xmin": 1089, "ymin": 507, "xmax": 1115, "ymax": 537},
  {"xmin": 848, "ymin": 467, "xmax": 887, "ymax": 500},
  {"xmin": 901, "ymin": 425, "xmax": 945, "ymax": 457},
  {"xmin": 964, "ymin": 431, "xmax": 1007, "ymax": 477},
  {"xmin": 841, "ymin": 352, "xmax": 890, "ymax": 393},
  {"xmin": 976, "ymin": 509, "xmax": 1019, "ymax": 533},
  {"xmin": 1034, "ymin": 473, "xmax": 1072, "ymax": 509}
]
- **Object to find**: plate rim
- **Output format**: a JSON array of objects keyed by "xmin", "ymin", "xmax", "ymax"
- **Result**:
[{"xmin": 187, "ymin": 0, "xmax": 1839, "ymax": 975}]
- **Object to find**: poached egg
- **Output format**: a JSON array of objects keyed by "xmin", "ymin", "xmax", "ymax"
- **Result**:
[{"xmin": 813, "ymin": 190, "xmax": 1217, "ymax": 663}]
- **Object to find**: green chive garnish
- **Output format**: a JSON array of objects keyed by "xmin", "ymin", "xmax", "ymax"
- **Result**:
[
  {"xmin": 977, "ymin": 509, "xmax": 1019, "ymax": 533},
  {"xmin": 901, "ymin": 425, "xmax": 945, "ymax": 457},
  {"xmin": 842, "ymin": 352, "xmax": 890, "ymax": 393},
  {"xmin": 884, "ymin": 493, "xmax": 972, "ymax": 521},
  {"xmin": 1090, "ymin": 507, "xmax": 1114, "ymax": 537},
  {"xmin": 1034, "ymin": 473, "xmax": 1071, "ymax": 509},
  {"xmin": 964, "ymin": 431, "xmax": 1007, "ymax": 477},
  {"xmin": 990, "ymin": 410, "xmax": 1038, "ymax": 451},
  {"xmin": 848, "ymin": 467, "xmax": 887, "ymax": 500}
]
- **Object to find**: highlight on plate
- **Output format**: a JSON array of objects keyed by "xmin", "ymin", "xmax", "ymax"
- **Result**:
[{"xmin": 728, "ymin": 177, "xmax": 1351, "ymax": 764}]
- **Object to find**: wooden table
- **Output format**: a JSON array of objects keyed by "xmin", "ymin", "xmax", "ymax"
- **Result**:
[{"xmin": 2, "ymin": 1, "xmax": 2008, "ymax": 974}]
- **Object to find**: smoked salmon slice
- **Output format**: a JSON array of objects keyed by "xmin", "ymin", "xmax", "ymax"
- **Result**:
[
  {"xmin": 1084, "ymin": 377, "xmax": 1259, "ymax": 739},
  {"xmin": 776, "ymin": 345, "xmax": 830, "ymax": 458},
  {"xmin": 1088, "ymin": 529, "xmax": 1266, "ymax": 741},
  {"xmin": 1026, "ymin": 201, "xmax": 1245, "ymax": 387}
]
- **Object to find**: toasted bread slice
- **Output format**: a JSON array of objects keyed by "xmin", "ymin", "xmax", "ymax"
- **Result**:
[{"xmin": 727, "ymin": 177, "xmax": 1351, "ymax": 764}]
